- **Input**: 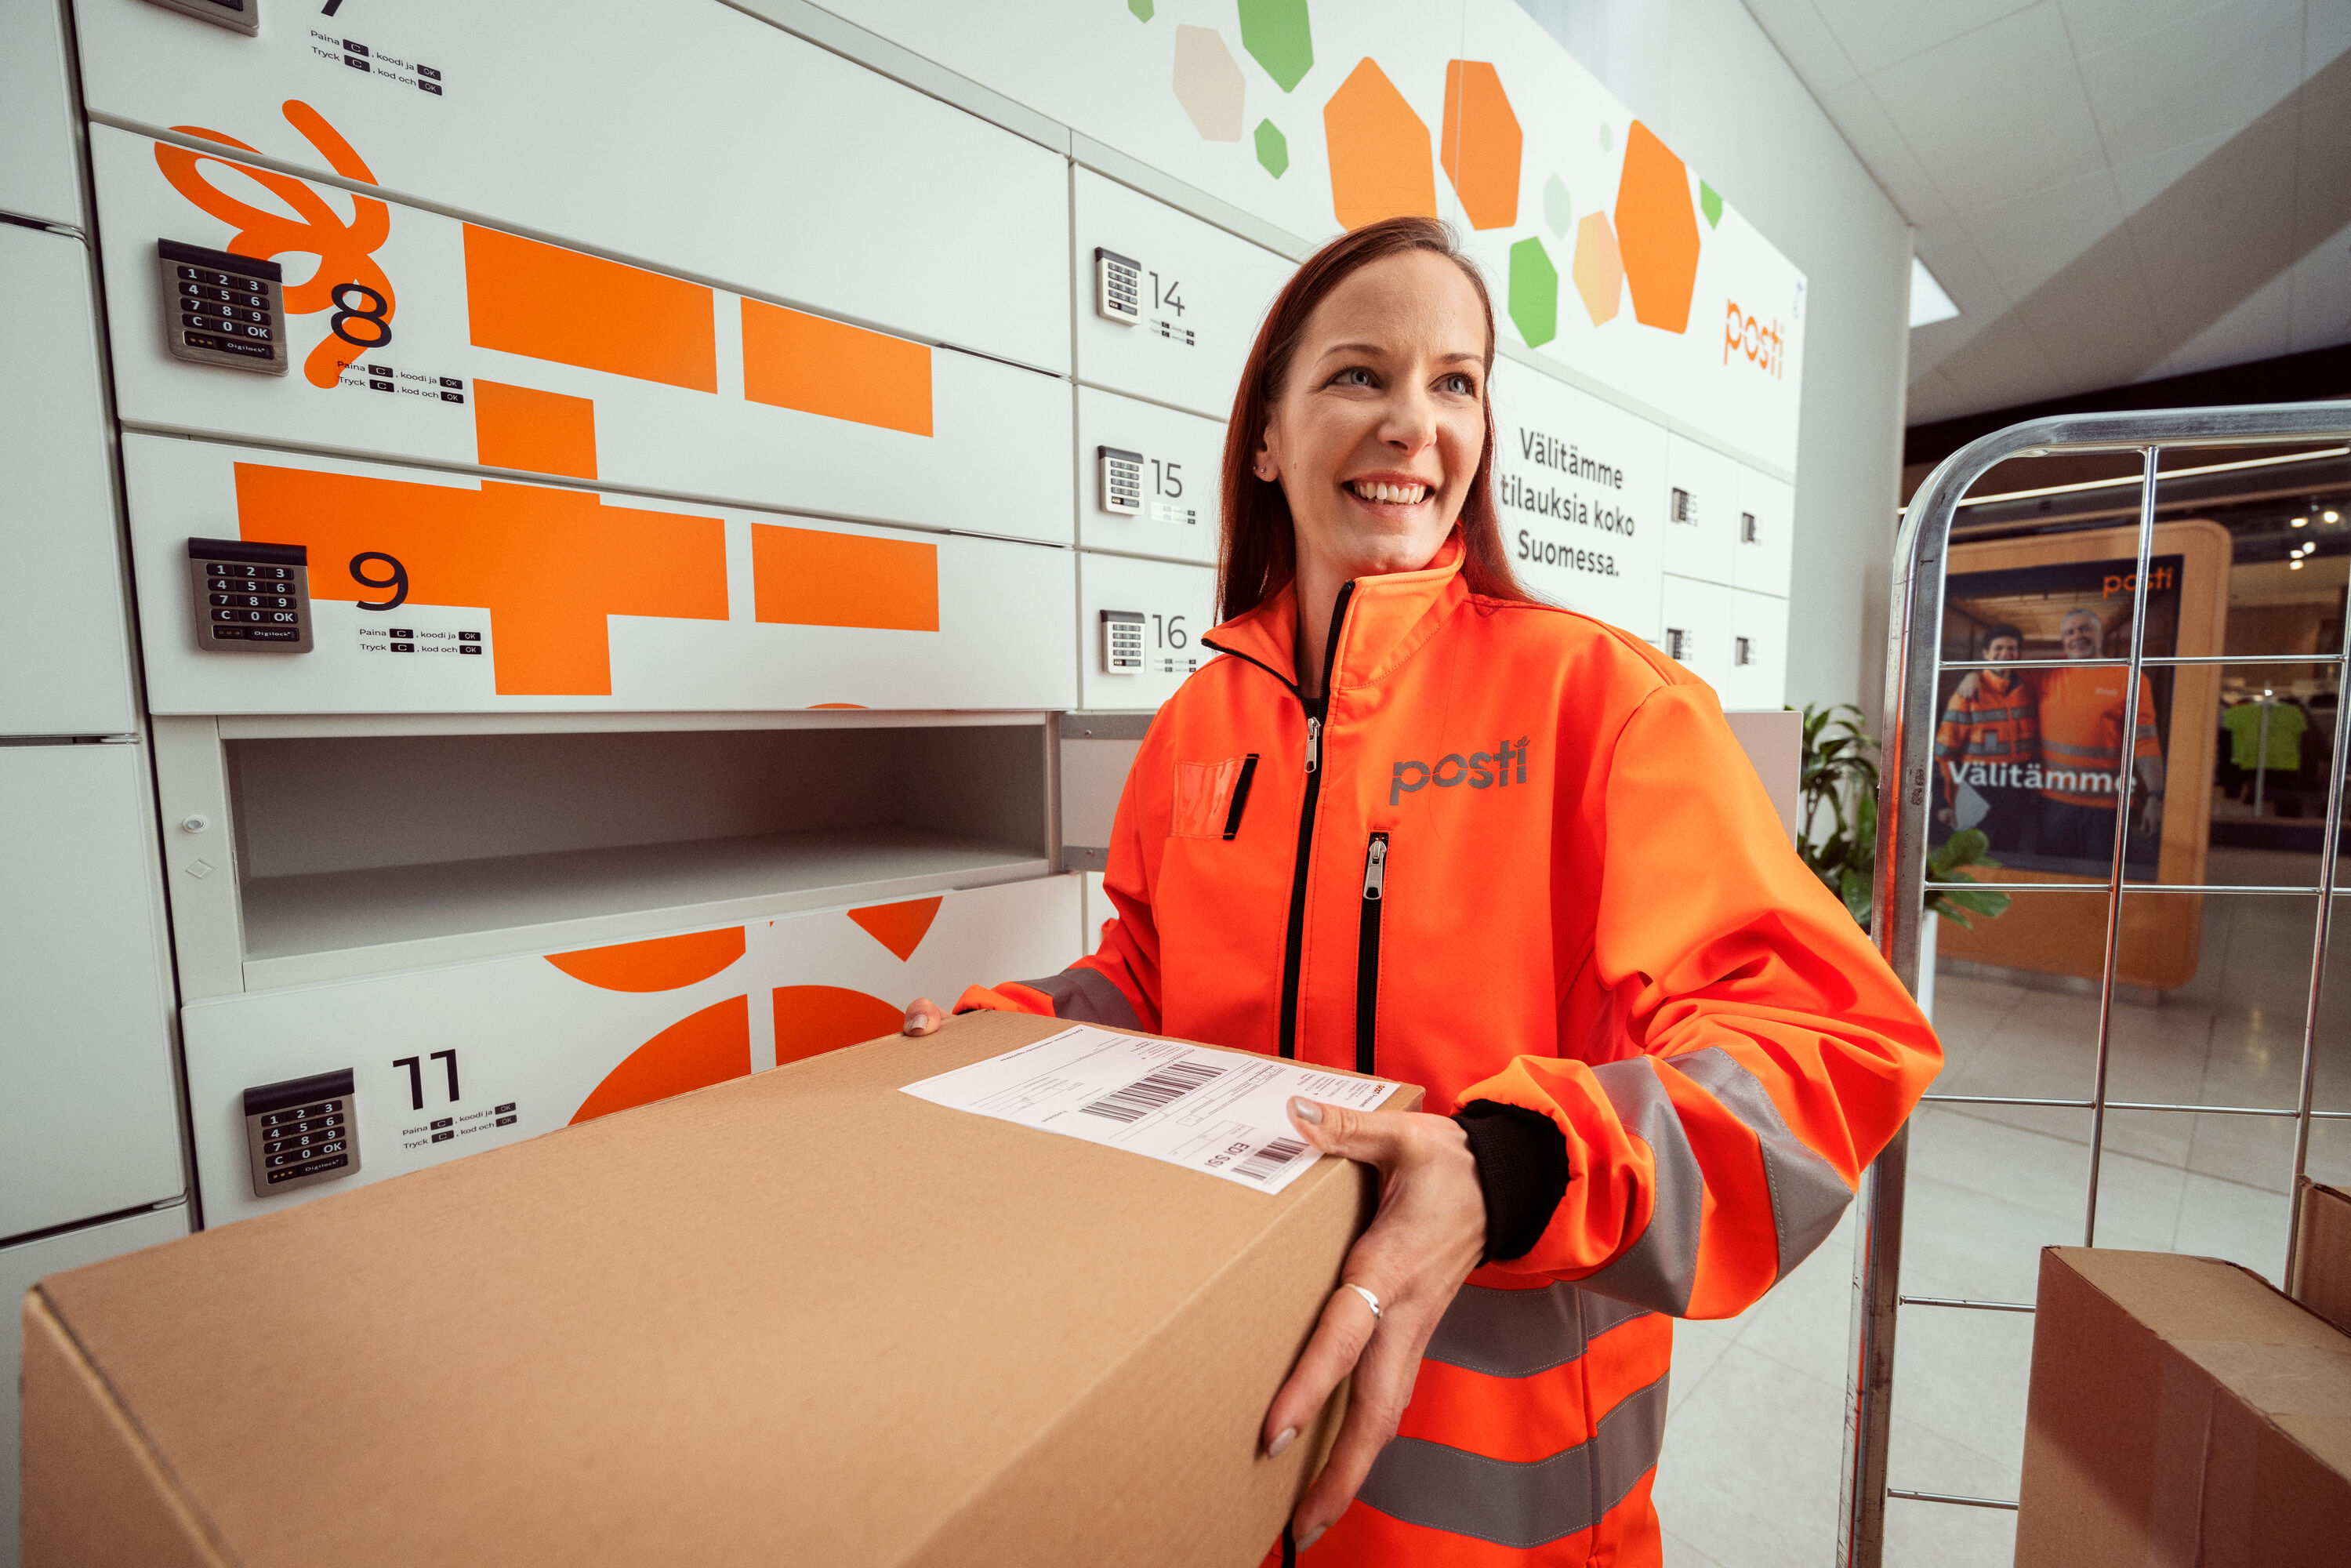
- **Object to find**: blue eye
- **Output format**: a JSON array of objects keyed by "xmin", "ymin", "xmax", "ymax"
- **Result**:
[
  {"xmin": 1333, "ymin": 366, "xmax": 1377, "ymax": 387},
  {"xmin": 1439, "ymin": 373, "xmax": 1475, "ymax": 395}
]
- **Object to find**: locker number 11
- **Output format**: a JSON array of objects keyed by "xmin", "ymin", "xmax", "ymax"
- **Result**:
[{"xmin": 393, "ymin": 1049, "xmax": 461, "ymax": 1110}]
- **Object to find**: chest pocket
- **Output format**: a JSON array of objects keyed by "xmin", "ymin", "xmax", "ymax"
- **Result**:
[{"xmin": 1170, "ymin": 755, "xmax": 1258, "ymax": 840}]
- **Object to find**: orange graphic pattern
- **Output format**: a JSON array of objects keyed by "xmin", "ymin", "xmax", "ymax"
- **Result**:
[
  {"xmin": 154, "ymin": 101, "xmax": 394, "ymax": 390},
  {"xmin": 462, "ymin": 224, "xmax": 718, "ymax": 393},
  {"xmin": 567, "ymin": 995, "xmax": 750, "ymax": 1124},
  {"xmin": 546, "ymin": 927, "xmax": 745, "ymax": 992},
  {"xmin": 1323, "ymin": 59, "xmax": 1438, "ymax": 230},
  {"xmin": 772, "ymin": 985, "xmax": 904, "ymax": 1068},
  {"xmin": 472, "ymin": 379, "xmax": 599, "ymax": 480},
  {"xmin": 1439, "ymin": 61, "xmax": 1521, "ymax": 231},
  {"xmin": 1613, "ymin": 122, "xmax": 1701, "ymax": 334},
  {"xmin": 751, "ymin": 523, "xmax": 939, "ymax": 632},
  {"xmin": 741, "ymin": 299, "xmax": 933, "ymax": 437},
  {"xmin": 231, "ymin": 463, "xmax": 728, "ymax": 695},
  {"xmin": 847, "ymin": 897, "xmax": 945, "ymax": 961}
]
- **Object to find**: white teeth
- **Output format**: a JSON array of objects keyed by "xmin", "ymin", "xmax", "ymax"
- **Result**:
[{"xmin": 1352, "ymin": 481, "xmax": 1428, "ymax": 504}]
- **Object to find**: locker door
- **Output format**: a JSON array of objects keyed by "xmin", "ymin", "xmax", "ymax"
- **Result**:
[
  {"xmin": 0, "ymin": 745, "xmax": 186, "ymax": 1240},
  {"xmin": 1078, "ymin": 551, "xmax": 1218, "ymax": 711},
  {"xmin": 1075, "ymin": 387, "xmax": 1223, "ymax": 565},
  {"xmin": 72, "ymin": 0, "xmax": 1072, "ymax": 371},
  {"xmin": 2, "ymin": 1203, "xmax": 191, "ymax": 1568},
  {"xmin": 1733, "ymin": 465, "xmax": 1795, "ymax": 597},
  {"xmin": 1, "ymin": 225, "xmax": 140, "ymax": 737},
  {"xmin": 1072, "ymin": 168, "xmax": 1292, "ymax": 419},
  {"xmin": 0, "ymin": 0, "xmax": 83, "ymax": 228},
  {"xmin": 1487, "ymin": 359, "xmax": 1667, "ymax": 639},
  {"xmin": 1658, "ymin": 573, "xmax": 1736, "ymax": 698},
  {"xmin": 1662, "ymin": 434, "xmax": 1739, "ymax": 586},
  {"xmin": 1726, "ymin": 587, "xmax": 1790, "ymax": 711}
]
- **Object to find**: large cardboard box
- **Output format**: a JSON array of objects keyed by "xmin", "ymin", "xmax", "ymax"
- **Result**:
[
  {"xmin": 2015, "ymin": 1247, "xmax": 2351, "ymax": 1567},
  {"xmin": 2293, "ymin": 1178, "xmax": 2351, "ymax": 1336},
  {"xmin": 22, "ymin": 1012, "xmax": 1413, "ymax": 1567}
]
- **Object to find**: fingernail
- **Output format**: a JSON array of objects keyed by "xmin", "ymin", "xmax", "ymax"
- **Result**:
[
  {"xmin": 1290, "ymin": 1098, "xmax": 1322, "ymax": 1125},
  {"xmin": 1267, "ymin": 1427, "xmax": 1297, "ymax": 1458},
  {"xmin": 1297, "ymin": 1524, "xmax": 1327, "ymax": 1553}
]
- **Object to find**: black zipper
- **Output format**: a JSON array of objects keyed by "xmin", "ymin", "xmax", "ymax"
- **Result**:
[
  {"xmin": 1221, "ymin": 753, "xmax": 1260, "ymax": 840},
  {"xmin": 1273, "ymin": 581, "xmax": 1355, "ymax": 1060},
  {"xmin": 1356, "ymin": 832, "xmax": 1388, "ymax": 1076}
]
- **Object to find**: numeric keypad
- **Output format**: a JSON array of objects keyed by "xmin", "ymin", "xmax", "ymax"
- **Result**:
[{"xmin": 158, "ymin": 239, "xmax": 288, "ymax": 376}]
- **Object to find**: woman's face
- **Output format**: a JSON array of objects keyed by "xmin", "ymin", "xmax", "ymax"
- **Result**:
[{"xmin": 1254, "ymin": 249, "xmax": 1489, "ymax": 579}]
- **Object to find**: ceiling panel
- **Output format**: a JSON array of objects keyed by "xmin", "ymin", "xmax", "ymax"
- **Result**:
[
  {"xmin": 1739, "ymin": 0, "xmax": 1861, "ymax": 92},
  {"xmin": 2076, "ymin": 0, "xmax": 2306, "ymax": 158},
  {"xmin": 1803, "ymin": 0, "xmax": 2041, "ymax": 76},
  {"xmin": 2288, "ymin": 220, "xmax": 2351, "ymax": 352},
  {"xmin": 2141, "ymin": 272, "xmax": 2295, "ymax": 379},
  {"xmin": 1960, "ymin": 169, "xmax": 2128, "ymax": 299},
  {"xmin": 1869, "ymin": 4, "xmax": 2110, "ymax": 215},
  {"xmin": 2124, "ymin": 110, "xmax": 2301, "ymax": 339},
  {"xmin": 1816, "ymin": 77, "xmax": 1955, "ymax": 230},
  {"xmin": 2059, "ymin": 0, "xmax": 2263, "ymax": 49}
]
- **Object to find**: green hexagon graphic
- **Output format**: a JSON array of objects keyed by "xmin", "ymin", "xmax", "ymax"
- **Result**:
[
  {"xmin": 1128, "ymin": 0, "xmax": 1153, "ymax": 20},
  {"xmin": 1239, "ymin": 0, "xmax": 1313, "ymax": 93},
  {"xmin": 1699, "ymin": 180, "xmax": 1723, "ymax": 228},
  {"xmin": 1255, "ymin": 118, "xmax": 1290, "ymax": 178},
  {"xmin": 1508, "ymin": 236, "xmax": 1559, "ymax": 348},
  {"xmin": 1544, "ymin": 174, "xmax": 1571, "ymax": 238},
  {"xmin": 1599, "ymin": 121, "xmax": 1614, "ymax": 153}
]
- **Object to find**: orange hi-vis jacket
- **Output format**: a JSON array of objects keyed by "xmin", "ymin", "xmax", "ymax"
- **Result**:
[
  {"xmin": 1933, "ymin": 669, "xmax": 2037, "ymax": 798},
  {"xmin": 956, "ymin": 535, "xmax": 1940, "ymax": 1565},
  {"xmin": 2027, "ymin": 665, "xmax": 2161, "ymax": 808}
]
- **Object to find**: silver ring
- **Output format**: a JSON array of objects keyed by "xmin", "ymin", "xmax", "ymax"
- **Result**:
[{"xmin": 1342, "ymin": 1282, "xmax": 1382, "ymax": 1323}]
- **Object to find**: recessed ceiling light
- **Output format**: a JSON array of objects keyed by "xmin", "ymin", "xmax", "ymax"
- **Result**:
[
  {"xmin": 2327, "ymin": 510, "xmax": 2342, "ymax": 524},
  {"xmin": 1908, "ymin": 257, "xmax": 1960, "ymax": 328},
  {"xmin": 2293, "ymin": 517, "xmax": 2309, "ymax": 526},
  {"xmin": 2291, "ymin": 560, "xmax": 2305, "ymax": 569}
]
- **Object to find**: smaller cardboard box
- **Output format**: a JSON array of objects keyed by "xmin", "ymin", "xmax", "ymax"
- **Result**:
[
  {"xmin": 23, "ymin": 1012, "xmax": 1416, "ymax": 1568},
  {"xmin": 2015, "ymin": 1247, "xmax": 2351, "ymax": 1567},
  {"xmin": 2291, "ymin": 1178, "xmax": 2351, "ymax": 1335}
]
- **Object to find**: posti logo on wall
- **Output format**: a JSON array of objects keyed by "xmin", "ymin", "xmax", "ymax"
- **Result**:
[
  {"xmin": 90, "ymin": 118, "xmax": 1072, "ymax": 546},
  {"xmin": 833, "ymin": 0, "xmax": 1806, "ymax": 471},
  {"xmin": 178, "ymin": 879, "xmax": 1079, "ymax": 1218}
]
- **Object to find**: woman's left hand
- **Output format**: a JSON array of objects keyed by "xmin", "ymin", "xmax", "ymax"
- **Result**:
[{"xmin": 1261, "ymin": 1096, "xmax": 1488, "ymax": 1552}]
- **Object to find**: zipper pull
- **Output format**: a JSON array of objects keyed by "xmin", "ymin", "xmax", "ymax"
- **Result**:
[
  {"xmin": 1362, "ymin": 833, "xmax": 1388, "ymax": 900},
  {"xmin": 1305, "ymin": 717, "xmax": 1322, "ymax": 774}
]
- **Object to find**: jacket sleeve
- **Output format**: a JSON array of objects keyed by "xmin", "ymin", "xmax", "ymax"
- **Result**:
[
  {"xmin": 1459, "ymin": 682, "xmax": 1940, "ymax": 1319},
  {"xmin": 952, "ymin": 752, "xmax": 1165, "ymax": 1033}
]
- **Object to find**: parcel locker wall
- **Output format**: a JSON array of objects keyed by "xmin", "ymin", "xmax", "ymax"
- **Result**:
[
  {"xmin": 0, "ymin": 0, "xmax": 85, "ymax": 229},
  {"xmin": 122, "ymin": 435, "xmax": 1079, "ymax": 715},
  {"xmin": 177, "ymin": 877, "xmax": 1082, "ymax": 1224},
  {"xmin": 0, "ymin": 745, "xmax": 187, "ymax": 1242},
  {"xmin": 89, "ymin": 126, "xmax": 1075, "ymax": 548},
  {"xmin": 71, "ymin": 0, "xmax": 1074, "ymax": 372},
  {"xmin": 1, "ymin": 224, "xmax": 142, "ymax": 739}
]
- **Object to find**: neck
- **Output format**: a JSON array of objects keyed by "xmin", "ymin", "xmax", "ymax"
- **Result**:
[{"xmin": 1293, "ymin": 552, "xmax": 1348, "ymax": 698}]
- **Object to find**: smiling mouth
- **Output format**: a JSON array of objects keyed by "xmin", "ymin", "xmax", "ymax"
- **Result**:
[{"xmin": 1346, "ymin": 478, "xmax": 1433, "ymax": 506}]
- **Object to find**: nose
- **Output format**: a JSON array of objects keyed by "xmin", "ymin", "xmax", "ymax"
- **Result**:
[{"xmin": 1377, "ymin": 381, "xmax": 1440, "ymax": 455}]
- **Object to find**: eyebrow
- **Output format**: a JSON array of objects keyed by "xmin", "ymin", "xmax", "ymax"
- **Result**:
[{"xmin": 1319, "ymin": 343, "xmax": 1486, "ymax": 365}]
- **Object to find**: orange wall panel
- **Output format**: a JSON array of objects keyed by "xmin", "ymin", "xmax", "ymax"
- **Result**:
[
  {"xmin": 473, "ymin": 379, "xmax": 599, "ymax": 480},
  {"xmin": 463, "ymin": 223, "xmax": 717, "ymax": 392},
  {"xmin": 750, "ymin": 523, "xmax": 938, "ymax": 633},
  {"xmin": 741, "ymin": 299, "xmax": 933, "ymax": 437}
]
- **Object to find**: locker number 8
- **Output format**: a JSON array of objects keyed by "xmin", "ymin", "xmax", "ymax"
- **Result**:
[{"xmin": 328, "ymin": 281, "xmax": 393, "ymax": 349}]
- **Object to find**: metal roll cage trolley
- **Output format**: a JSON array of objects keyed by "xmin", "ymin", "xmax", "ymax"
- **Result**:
[{"xmin": 1839, "ymin": 401, "xmax": 2351, "ymax": 1564}]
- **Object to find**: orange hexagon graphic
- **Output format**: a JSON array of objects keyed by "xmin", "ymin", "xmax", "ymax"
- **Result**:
[
  {"xmin": 1439, "ymin": 61, "xmax": 1520, "ymax": 231},
  {"xmin": 1572, "ymin": 212, "xmax": 1624, "ymax": 325},
  {"xmin": 1612, "ymin": 121, "xmax": 1700, "ymax": 333},
  {"xmin": 1324, "ymin": 58, "xmax": 1436, "ymax": 231}
]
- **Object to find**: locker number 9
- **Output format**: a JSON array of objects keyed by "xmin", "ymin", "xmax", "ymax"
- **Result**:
[{"xmin": 350, "ymin": 551, "xmax": 408, "ymax": 611}]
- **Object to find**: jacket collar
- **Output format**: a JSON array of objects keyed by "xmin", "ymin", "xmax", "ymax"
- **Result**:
[{"xmin": 1202, "ymin": 531, "xmax": 1471, "ymax": 696}]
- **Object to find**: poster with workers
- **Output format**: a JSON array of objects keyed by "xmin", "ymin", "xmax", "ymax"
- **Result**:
[{"xmin": 1932, "ymin": 553, "xmax": 2182, "ymax": 879}]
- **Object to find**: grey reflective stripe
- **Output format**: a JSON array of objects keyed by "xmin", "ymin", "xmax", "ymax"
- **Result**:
[
  {"xmin": 1422, "ymin": 1281, "xmax": 1653, "ymax": 1378},
  {"xmin": 1011, "ymin": 967, "xmax": 1140, "ymax": 1029},
  {"xmin": 1356, "ymin": 1374, "xmax": 1669, "ymax": 1548},
  {"xmin": 1671, "ymin": 1047, "xmax": 1854, "ymax": 1280},
  {"xmin": 1576, "ymin": 1059, "xmax": 1702, "ymax": 1316},
  {"xmin": 2041, "ymin": 737, "xmax": 2121, "ymax": 760}
]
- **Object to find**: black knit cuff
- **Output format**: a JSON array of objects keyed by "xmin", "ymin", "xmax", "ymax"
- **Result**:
[{"xmin": 1453, "ymin": 1102, "xmax": 1571, "ymax": 1263}]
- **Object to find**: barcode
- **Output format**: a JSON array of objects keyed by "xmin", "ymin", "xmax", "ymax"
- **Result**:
[
  {"xmin": 1235, "ymin": 1137, "xmax": 1310, "ymax": 1181},
  {"xmin": 1079, "ymin": 1058, "xmax": 1225, "ymax": 1123}
]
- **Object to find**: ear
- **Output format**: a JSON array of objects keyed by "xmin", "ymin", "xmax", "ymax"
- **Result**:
[{"xmin": 1252, "ymin": 423, "xmax": 1279, "ymax": 483}]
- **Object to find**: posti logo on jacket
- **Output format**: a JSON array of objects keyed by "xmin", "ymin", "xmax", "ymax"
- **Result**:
[{"xmin": 1391, "ymin": 738, "xmax": 1532, "ymax": 803}]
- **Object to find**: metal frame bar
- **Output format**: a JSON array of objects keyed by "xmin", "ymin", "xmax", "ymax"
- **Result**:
[{"xmin": 1838, "ymin": 401, "xmax": 2351, "ymax": 1567}]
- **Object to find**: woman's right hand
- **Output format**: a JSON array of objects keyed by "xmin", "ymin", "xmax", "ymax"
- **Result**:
[{"xmin": 902, "ymin": 998, "xmax": 948, "ymax": 1036}]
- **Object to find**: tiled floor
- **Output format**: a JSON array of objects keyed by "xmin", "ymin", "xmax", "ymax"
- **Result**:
[{"xmin": 1653, "ymin": 847, "xmax": 2350, "ymax": 1567}]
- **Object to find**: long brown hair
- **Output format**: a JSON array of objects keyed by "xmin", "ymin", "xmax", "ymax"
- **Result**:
[{"xmin": 1217, "ymin": 215, "xmax": 1531, "ymax": 622}]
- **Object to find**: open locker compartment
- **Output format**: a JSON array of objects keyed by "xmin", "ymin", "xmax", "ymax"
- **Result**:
[{"xmin": 163, "ymin": 716, "xmax": 1056, "ymax": 993}]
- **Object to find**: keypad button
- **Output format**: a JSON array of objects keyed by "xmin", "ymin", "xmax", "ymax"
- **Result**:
[
  {"xmin": 176, "ymin": 266, "xmax": 199, "ymax": 281},
  {"xmin": 321, "ymin": 1099, "xmax": 342, "ymax": 1112}
]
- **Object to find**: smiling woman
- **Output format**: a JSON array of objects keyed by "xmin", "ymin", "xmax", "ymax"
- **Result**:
[{"xmin": 905, "ymin": 217, "xmax": 1939, "ymax": 1568}]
